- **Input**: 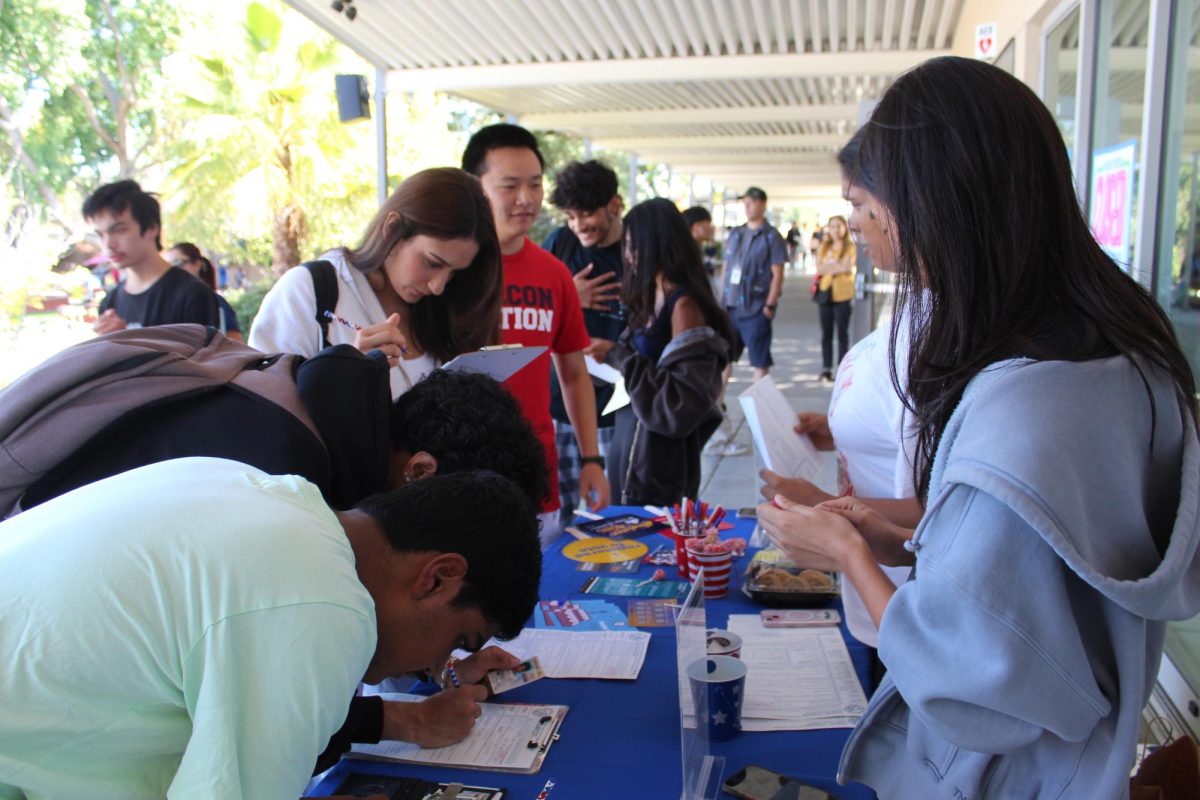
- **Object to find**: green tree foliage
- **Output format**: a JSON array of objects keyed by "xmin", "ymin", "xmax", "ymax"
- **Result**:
[{"xmin": 0, "ymin": 0, "xmax": 178, "ymax": 235}]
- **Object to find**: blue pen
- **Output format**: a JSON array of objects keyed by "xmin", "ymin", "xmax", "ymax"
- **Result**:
[
  {"xmin": 323, "ymin": 309, "xmax": 361, "ymax": 331},
  {"xmin": 324, "ymin": 310, "xmax": 409, "ymax": 354}
]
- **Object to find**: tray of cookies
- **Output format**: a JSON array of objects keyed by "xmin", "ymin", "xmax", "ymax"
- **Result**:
[{"xmin": 741, "ymin": 549, "xmax": 840, "ymax": 607}]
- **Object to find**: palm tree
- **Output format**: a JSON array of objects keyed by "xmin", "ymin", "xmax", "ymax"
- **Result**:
[{"xmin": 171, "ymin": 1, "xmax": 350, "ymax": 275}]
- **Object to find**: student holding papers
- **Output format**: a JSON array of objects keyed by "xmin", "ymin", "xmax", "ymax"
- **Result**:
[
  {"xmin": 754, "ymin": 130, "xmax": 921, "ymax": 650},
  {"xmin": 758, "ymin": 58, "xmax": 1200, "ymax": 799},
  {"xmin": 593, "ymin": 198, "xmax": 737, "ymax": 504},
  {"xmin": 250, "ymin": 168, "xmax": 503, "ymax": 399}
]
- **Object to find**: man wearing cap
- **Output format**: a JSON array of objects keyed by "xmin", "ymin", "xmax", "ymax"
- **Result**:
[{"xmin": 719, "ymin": 187, "xmax": 788, "ymax": 381}]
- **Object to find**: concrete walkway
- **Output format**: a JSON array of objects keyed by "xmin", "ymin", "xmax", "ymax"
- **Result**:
[{"xmin": 699, "ymin": 269, "xmax": 843, "ymax": 511}]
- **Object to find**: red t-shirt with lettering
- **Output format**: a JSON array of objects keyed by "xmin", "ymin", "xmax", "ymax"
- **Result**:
[{"xmin": 501, "ymin": 239, "xmax": 590, "ymax": 512}]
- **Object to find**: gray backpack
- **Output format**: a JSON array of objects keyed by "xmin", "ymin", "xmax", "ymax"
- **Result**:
[{"xmin": 0, "ymin": 324, "xmax": 322, "ymax": 516}]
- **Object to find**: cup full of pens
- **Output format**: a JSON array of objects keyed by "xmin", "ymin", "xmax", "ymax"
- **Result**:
[{"xmin": 663, "ymin": 498, "xmax": 728, "ymax": 580}]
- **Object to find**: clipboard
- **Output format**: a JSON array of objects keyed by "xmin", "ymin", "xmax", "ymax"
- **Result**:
[
  {"xmin": 442, "ymin": 345, "xmax": 546, "ymax": 383},
  {"xmin": 349, "ymin": 701, "xmax": 568, "ymax": 775}
]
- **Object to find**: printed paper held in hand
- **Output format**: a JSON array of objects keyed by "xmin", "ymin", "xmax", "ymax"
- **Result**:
[
  {"xmin": 738, "ymin": 375, "xmax": 821, "ymax": 480},
  {"xmin": 442, "ymin": 345, "xmax": 547, "ymax": 383},
  {"xmin": 585, "ymin": 355, "xmax": 630, "ymax": 416}
]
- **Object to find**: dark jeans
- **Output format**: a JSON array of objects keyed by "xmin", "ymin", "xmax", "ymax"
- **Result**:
[{"xmin": 819, "ymin": 300, "xmax": 852, "ymax": 370}]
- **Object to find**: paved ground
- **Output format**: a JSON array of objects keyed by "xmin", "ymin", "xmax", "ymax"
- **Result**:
[{"xmin": 699, "ymin": 268, "xmax": 841, "ymax": 513}]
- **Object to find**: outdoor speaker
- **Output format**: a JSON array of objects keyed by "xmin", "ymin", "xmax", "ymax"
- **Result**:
[{"xmin": 335, "ymin": 74, "xmax": 369, "ymax": 122}]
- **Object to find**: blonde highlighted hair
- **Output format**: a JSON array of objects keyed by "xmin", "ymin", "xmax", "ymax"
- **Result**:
[{"xmin": 816, "ymin": 215, "xmax": 855, "ymax": 263}]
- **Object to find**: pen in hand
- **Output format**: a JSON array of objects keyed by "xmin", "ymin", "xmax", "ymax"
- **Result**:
[
  {"xmin": 444, "ymin": 658, "xmax": 461, "ymax": 689},
  {"xmin": 329, "ymin": 310, "xmax": 411, "ymax": 357},
  {"xmin": 324, "ymin": 310, "xmax": 361, "ymax": 332}
]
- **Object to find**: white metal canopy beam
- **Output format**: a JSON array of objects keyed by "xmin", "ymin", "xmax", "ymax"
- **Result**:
[
  {"xmin": 664, "ymin": 152, "xmax": 845, "ymax": 166},
  {"xmin": 670, "ymin": 166, "xmax": 841, "ymax": 178},
  {"xmin": 521, "ymin": 102, "xmax": 860, "ymax": 128},
  {"xmin": 386, "ymin": 49, "xmax": 947, "ymax": 91},
  {"xmin": 598, "ymin": 133, "xmax": 849, "ymax": 150}
]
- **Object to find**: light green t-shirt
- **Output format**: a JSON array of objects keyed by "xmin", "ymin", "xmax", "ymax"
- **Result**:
[{"xmin": 0, "ymin": 457, "xmax": 377, "ymax": 799}]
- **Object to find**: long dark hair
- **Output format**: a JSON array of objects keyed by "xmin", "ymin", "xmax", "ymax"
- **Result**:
[
  {"xmin": 855, "ymin": 56, "xmax": 1197, "ymax": 499},
  {"xmin": 344, "ymin": 168, "xmax": 501, "ymax": 362},
  {"xmin": 170, "ymin": 242, "xmax": 217, "ymax": 290},
  {"xmin": 622, "ymin": 198, "xmax": 735, "ymax": 349}
]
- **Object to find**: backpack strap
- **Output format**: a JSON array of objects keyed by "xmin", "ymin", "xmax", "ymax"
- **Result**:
[
  {"xmin": 302, "ymin": 260, "xmax": 339, "ymax": 349},
  {"xmin": 547, "ymin": 227, "xmax": 580, "ymax": 269}
]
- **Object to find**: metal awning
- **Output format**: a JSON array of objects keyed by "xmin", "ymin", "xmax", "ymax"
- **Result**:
[{"xmin": 283, "ymin": 0, "xmax": 966, "ymax": 206}]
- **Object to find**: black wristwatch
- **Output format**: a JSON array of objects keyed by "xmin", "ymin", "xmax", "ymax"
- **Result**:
[
  {"xmin": 766, "ymin": 303, "xmax": 778, "ymax": 312},
  {"xmin": 580, "ymin": 455, "xmax": 606, "ymax": 469}
]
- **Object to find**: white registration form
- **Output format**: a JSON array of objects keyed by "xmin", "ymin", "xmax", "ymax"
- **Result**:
[
  {"xmin": 352, "ymin": 694, "xmax": 566, "ymax": 772},
  {"xmin": 471, "ymin": 628, "xmax": 651, "ymax": 680},
  {"xmin": 726, "ymin": 614, "xmax": 868, "ymax": 730},
  {"xmin": 738, "ymin": 375, "xmax": 822, "ymax": 480}
]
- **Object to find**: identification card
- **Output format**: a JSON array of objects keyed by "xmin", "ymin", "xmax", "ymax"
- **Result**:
[
  {"xmin": 487, "ymin": 657, "xmax": 545, "ymax": 694},
  {"xmin": 728, "ymin": 263, "xmax": 743, "ymax": 285}
]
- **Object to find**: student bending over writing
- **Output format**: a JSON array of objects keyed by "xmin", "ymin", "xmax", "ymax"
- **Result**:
[{"xmin": 0, "ymin": 461, "xmax": 541, "ymax": 799}]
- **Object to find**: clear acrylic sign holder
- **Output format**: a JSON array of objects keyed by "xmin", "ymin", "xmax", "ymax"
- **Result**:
[{"xmin": 676, "ymin": 570, "xmax": 725, "ymax": 799}]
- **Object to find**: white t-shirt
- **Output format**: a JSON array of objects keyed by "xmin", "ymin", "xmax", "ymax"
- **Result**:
[
  {"xmin": 0, "ymin": 458, "xmax": 376, "ymax": 800},
  {"xmin": 827, "ymin": 323, "xmax": 916, "ymax": 647},
  {"xmin": 249, "ymin": 249, "xmax": 437, "ymax": 399}
]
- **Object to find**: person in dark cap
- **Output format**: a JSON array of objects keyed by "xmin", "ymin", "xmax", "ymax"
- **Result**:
[{"xmin": 718, "ymin": 186, "xmax": 788, "ymax": 381}]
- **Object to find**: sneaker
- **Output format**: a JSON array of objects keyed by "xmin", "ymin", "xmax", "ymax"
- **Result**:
[
  {"xmin": 704, "ymin": 416, "xmax": 735, "ymax": 454},
  {"xmin": 720, "ymin": 441, "xmax": 751, "ymax": 457},
  {"xmin": 819, "ymin": 371, "xmax": 833, "ymax": 383}
]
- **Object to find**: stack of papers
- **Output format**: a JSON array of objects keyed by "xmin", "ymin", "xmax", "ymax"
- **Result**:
[
  {"xmin": 725, "ymin": 614, "xmax": 868, "ymax": 730},
  {"xmin": 470, "ymin": 628, "xmax": 651, "ymax": 680}
]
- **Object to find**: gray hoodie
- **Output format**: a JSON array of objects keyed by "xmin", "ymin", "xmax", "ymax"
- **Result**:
[{"xmin": 839, "ymin": 355, "xmax": 1200, "ymax": 799}]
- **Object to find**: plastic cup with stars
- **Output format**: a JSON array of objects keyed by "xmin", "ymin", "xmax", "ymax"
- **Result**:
[{"xmin": 686, "ymin": 655, "xmax": 747, "ymax": 742}]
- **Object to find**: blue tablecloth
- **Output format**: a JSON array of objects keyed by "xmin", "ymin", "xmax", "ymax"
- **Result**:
[{"xmin": 311, "ymin": 508, "xmax": 876, "ymax": 799}]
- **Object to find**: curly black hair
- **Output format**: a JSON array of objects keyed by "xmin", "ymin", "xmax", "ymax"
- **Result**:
[
  {"xmin": 390, "ymin": 370, "xmax": 550, "ymax": 511},
  {"xmin": 357, "ymin": 471, "xmax": 541, "ymax": 639},
  {"xmin": 549, "ymin": 160, "xmax": 619, "ymax": 212}
]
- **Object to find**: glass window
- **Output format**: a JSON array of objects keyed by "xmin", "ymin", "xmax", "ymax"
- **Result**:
[
  {"xmin": 1158, "ymin": 0, "xmax": 1200, "ymax": 739},
  {"xmin": 1043, "ymin": 6, "xmax": 1082, "ymax": 155},
  {"xmin": 1087, "ymin": 1, "xmax": 1150, "ymax": 273}
]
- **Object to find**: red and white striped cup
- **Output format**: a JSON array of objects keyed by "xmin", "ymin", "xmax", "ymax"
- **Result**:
[{"xmin": 688, "ymin": 548, "xmax": 732, "ymax": 598}]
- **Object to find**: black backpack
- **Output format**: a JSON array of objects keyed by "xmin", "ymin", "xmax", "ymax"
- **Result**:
[{"xmin": 0, "ymin": 324, "xmax": 390, "ymax": 516}]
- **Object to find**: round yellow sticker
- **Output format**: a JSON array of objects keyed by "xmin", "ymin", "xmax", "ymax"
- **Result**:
[{"xmin": 562, "ymin": 537, "xmax": 649, "ymax": 564}]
